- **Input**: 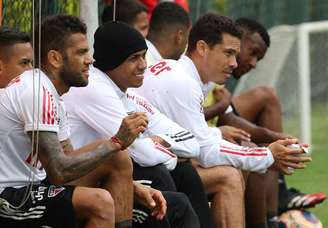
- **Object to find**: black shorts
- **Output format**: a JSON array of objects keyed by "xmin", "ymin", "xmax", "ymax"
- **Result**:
[{"xmin": 0, "ymin": 183, "xmax": 75, "ymax": 228}]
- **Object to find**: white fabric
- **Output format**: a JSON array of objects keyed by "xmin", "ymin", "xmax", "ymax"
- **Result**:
[
  {"xmin": 146, "ymin": 40, "xmax": 163, "ymax": 67},
  {"xmin": 225, "ymin": 105, "xmax": 233, "ymax": 114},
  {"xmin": 0, "ymin": 69, "xmax": 69, "ymax": 187},
  {"xmin": 63, "ymin": 66, "xmax": 200, "ymax": 170},
  {"xmin": 135, "ymin": 55, "xmax": 274, "ymax": 173}
]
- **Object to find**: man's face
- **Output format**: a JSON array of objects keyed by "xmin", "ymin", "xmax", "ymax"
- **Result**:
[
  {"xmin": 233, "ymin": 31, "xmax": 267, "ymax": 78},
  {"xmin": 109, "ymin": 49, "xmax": 147, "ymax": 92},
  {"xmin": 201, "ymin": 33, "xmax": 240, "ymax": 84},
  {"xmin": 133, "ymin": 11, "xmax": 149, "ymax": 38},
  {"xmin": 0, "ymin": 42, "xmax": 33, "ymax": 88},
  {"xmin": 59, "ymin": 33, "xmax": 92, "ymax": 87}
]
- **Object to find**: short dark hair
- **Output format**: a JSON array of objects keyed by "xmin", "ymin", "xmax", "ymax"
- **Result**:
[
  {"xmin": 188, "ymin": 13, "xmax": 242, "ymax": 52},
  {"xmin": 148, "ymin": 2, "xmax": 190, "ymax": 36},
  {"xmin": 101, "ymin": 0, "xmax": 147, "ymax": 25},
  {"xmin": 0, "ymin": 28, "xmax": 30, "ymax": 59},
  {"xmin": 236, "ymin": 17, "xmax": 270, "ymax": 47},
  {"xmin": 35, "ymin": 15, "xmax": 87, "ymax": 66}
]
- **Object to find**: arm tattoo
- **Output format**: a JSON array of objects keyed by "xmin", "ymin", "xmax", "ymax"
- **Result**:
[
  {"xmin": 115, "ymin": 126, "xmax": 132, "ymax": 148},
  {"xmin": 60, "ymin": 139, "xmax": 74, "ymax": 155},
  {"xmin": 29, "ymin": 131, "xmax": 120, "ymax": 184}
]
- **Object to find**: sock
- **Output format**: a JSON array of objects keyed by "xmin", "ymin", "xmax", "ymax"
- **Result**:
[{"xmin": 115, "ymin": 220, "xmax": 132, "ymax": 228}]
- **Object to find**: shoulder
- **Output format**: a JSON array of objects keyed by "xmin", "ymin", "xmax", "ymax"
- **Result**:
[
  {"xmin": 5, "ymin": 70, "xmax": 53, "ymax": 100},
  {"xmin": 144, "ymin": 60, "xmax": 196, "ymax": 89},
  {"xmin": 64, "ymin": 68, "xmax": 117, "ymax": 104}
]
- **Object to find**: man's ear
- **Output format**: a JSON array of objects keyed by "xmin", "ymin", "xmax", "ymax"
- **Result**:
[
  {"xmin": 195, "ymin": 40, "xmax": 208, "ymax": 57},
  {"xmin": 174, "ymin": 29, "xmax": 184, "ymax": 45},
  {"xmin": 47, "ymin": 50, "xmax": 63, "ymax": 69}
]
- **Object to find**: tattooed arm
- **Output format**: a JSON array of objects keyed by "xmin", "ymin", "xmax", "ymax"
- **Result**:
[{"xmin": 30, "ymin": 112, "xmax": 148, "ymax": 184}]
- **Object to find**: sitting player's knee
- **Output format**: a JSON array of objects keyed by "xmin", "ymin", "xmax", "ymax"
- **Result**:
[
  {"xmin": 89, "ymin": 189, "xmax": 115, "ymax": 220},
  {"xmin": 107, "ymin": 150, "xmax": 133, "ymax": 177},
  {"xmin": 174, "ymin": 192, "xmax": 191, "ymax": 209},
  {"xmin": 256, "ymin": 86, "xmax": 279, "ymax": 103},
  {"xmin": 219, "ymin": 167, "xmax": 245, "ymax": 192}
]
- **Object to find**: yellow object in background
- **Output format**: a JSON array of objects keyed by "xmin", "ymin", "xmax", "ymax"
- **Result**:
[{"xmin": 204, "ymin": 84, "xmax": 223, "ymax": 127}]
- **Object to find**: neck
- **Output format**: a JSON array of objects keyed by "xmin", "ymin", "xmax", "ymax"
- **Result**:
[
  {"xmin": 43, "ymin": 67, "xmax": 69, "ymax": 95},
  {"xmin": 149, "ymin": 37, "xmax": 174, "ymax": 59},
  {"xmin": 186, "ymin": 51, "xmax": 206, "ymax": 83},
  {"xmin": 105, "ymin": 70, "xmax": 127, "ymax": 93}
]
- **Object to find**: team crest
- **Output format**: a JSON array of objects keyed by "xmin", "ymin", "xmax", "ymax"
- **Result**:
[{"xmin": 48, "ymin": 185, "xmax": 65, "ymax": 198}]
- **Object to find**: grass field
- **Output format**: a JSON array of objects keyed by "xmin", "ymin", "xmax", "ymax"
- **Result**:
[{"xmin": 285, "ymin": 104, "xmax": 328, "ymax": 225}]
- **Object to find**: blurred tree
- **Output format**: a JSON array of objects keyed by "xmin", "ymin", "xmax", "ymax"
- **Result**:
[
  {"xmin": 213, "ymin": 0, "xmax": 226, "ymax": 15},
  {"xmin": 1, "ymin": 0, "xmax": 79, "ymax": 33}
]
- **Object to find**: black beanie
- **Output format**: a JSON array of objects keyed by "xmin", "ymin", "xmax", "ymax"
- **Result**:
[{"xmin": 93, "ymin": 21, "xmax": 147, "ymax": 71}]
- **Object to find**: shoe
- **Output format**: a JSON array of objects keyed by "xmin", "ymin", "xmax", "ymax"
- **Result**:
[{"xmin": 278, "ymin": 187, "xmax": 326, "ymax": 214}]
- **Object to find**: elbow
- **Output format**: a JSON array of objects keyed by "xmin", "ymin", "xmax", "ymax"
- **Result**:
[
  {"xmin": 47, "ymin": 172, "xmax": 66, "ymax": 185},
  {"xmin": 46, "ymin": 163, "xmax": 68, "ymax": 185}
]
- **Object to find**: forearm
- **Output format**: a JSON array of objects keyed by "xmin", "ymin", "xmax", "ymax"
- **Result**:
[
  {"xmin": 129, "ymin": 137, "xmax": 177, "ymax": 170},
  {"xmin": 154, "ymin": 133, "xmax": 200, "ymax": 158},
  {"xmin": 204, "ymin": 102, "xmax": 230, "ymax": 121},
  {"xmin": 49, "ymin": 139, "xmax": 121, "ymax": 184},
  {"xmin": 218, "ymin": 113, "xmax": 281, "ymax": 144},
  {"xmin": 33, "ymin": 132, "xmax": 121, "ymax": 184},
  {"xmin": 198, "ymin": 140, "xmax": 274, "ymax": 173}
]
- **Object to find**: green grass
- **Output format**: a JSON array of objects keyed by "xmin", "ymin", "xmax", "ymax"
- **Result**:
[{"xmin": 285, "ymin": 104, "xmax": 328, "ymax": 225}]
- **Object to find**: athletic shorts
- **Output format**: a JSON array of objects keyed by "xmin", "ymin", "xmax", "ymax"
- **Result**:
[{"xmin": 0, "ymin": 183, "xmax": 75, "ymax": 228}]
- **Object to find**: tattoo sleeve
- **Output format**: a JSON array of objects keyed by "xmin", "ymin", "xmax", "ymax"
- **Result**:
[{"xmin": 29, "ymin": 131, "xmax": 121, "ymax": 184}]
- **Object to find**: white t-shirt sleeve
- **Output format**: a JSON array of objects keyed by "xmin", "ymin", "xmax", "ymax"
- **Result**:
[
  {"xmin": 199, "ymin": 139, "xmax": 274, "ymax": 173},
  {"xmin": 57, "ymin": 101, "xmax": 70, "ymax": 141},
  {"xmin": 18, "ymin": 81, "xmax": 59, "ymax": 134},
  {"xmin": 127, "ymin": 92, "xmax": 200, "ymax": 158}
]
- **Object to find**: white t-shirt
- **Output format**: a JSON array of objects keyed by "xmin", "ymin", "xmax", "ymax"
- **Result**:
[
  {"xmin": 135, "ymin": 55, "xmax": 274, "ymax": 173},
  {"xmin": 0, "ymin": 69, "xmax": 69, "ymax": 188},
  {"xmin": 146, "ymin": 40, "xmax": 163, "ymax": 67},
  {"xmin": 63, "ymin": 66, "xmax": 200, "ymax": 170}
]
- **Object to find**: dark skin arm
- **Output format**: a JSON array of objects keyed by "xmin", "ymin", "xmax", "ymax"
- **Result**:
[
  {"xmin": 204, "ymin": 87, "xmax": 232, "ymax": 121},
  {"xmin": 29, "ymin": 112, "xmax": 148, "ymax": 185},
  {"xmin": 218, "ymin": 112, "xmax": 291, "ymax": 144}
]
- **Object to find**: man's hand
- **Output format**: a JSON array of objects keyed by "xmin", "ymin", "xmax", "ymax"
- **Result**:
[
  {"xmin": 213, "ymin": 87, "xmax": 231, "ymax": 109},
  {"xmin": 114, "ymin": 112, "xmax": 148, "ymax": 149},
  {"xmin": 268, "ymin": 138, "xmax": 312, "ymax": 175},
  {"xmin": 219, "ymin": 125, "xmax": 251, "ymax": 144},
  {"xmin": 133, "ymin": 182, "xmax": 167, "ymax": 220},
  {"xmin": 274, "ymin": 132, "xmax": 294, "ymax": 140}
]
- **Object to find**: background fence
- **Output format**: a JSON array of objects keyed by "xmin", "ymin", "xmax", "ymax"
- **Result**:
[{"xmin": 1, "ymin": 0, "xmax": 79, "ymax": 33}]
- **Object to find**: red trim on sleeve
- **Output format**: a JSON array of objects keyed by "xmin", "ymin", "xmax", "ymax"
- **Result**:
[
  {"xmin": 42, "ymin": 87, "xmax": 46, "ymax": 124},
  {"xmin": 220, "ymin": 145, "xmax": 268, "ymax": 157},
  {"xmin": 154, "ymin": 142, "xmax": 176, "ymax": 158}
]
